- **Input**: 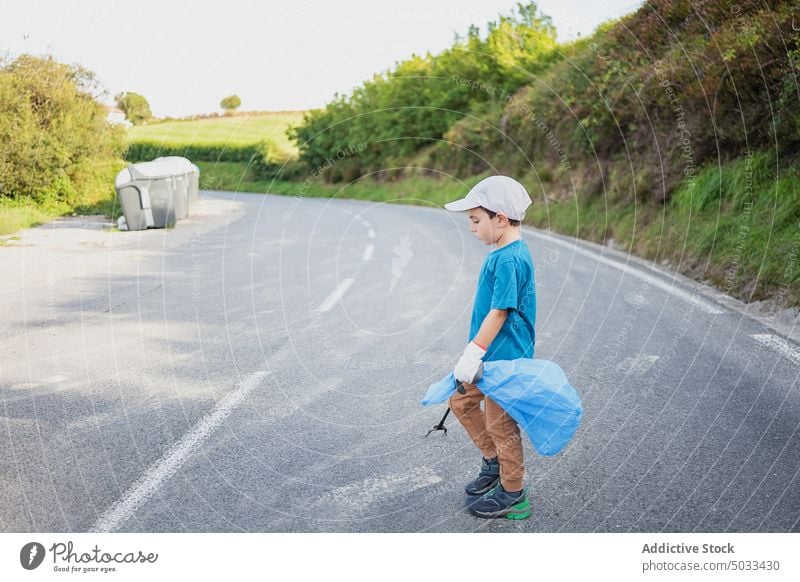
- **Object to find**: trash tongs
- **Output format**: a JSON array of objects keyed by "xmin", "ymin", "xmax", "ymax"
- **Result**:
[{"xmin": 425, "ymin": 363, "xmax": 483, "ymax": 437}]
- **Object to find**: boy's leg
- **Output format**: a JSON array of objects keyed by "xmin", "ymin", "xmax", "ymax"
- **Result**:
[
  {"xmin": 484, "ymin": 396, "xmax": 524, "ymax": 492},
  {"xmin": 448, "ymin": 382, "xmax": 496, "ymax": 459}
]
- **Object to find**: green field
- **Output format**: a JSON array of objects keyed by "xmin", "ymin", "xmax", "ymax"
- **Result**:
[{"xmin": 128, "ymin": 111, "xmax": 306, "ymax": 159}]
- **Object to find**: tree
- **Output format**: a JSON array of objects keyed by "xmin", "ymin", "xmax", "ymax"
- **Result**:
[
  {"xmin": 220, "ymin": 94, "xmax": 241, "ymax": 113},
  {"xmin": 114, "ymin": 92, "xmax": 152, "ymax": 125},
  {"xmin": 0, "ymin": 55, "xmax": 125, "ymax": 204},
  {"xmin": 289, "ymin": 1, "xmax": 558, "ymax": 179}
]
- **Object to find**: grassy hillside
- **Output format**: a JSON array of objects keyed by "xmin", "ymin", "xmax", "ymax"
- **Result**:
[
  {"xmin": 128, "ymin": 111, "xmax": 304, "ymax": 160},
  {"xmin": 196, "ymin": 161, "xmax": 479, "ymax": 203}
]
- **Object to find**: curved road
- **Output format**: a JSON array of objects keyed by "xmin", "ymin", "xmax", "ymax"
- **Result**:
[{"xmin": 0, "ymin": 190, "xmax": 797, "ymax": 533}]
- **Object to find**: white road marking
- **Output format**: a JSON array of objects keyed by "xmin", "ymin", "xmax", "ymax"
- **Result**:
[
  {"xmin": 315, "ymin": 467, "xmax": 442, "ymax": 510},
  {"xmin": 615, "ymin": 354, "xmax": 660, "ymax": 375},
  {"xmin": 362, "ymin": 244, "xmax": 374, "ymax": 261},
  {"xmin": 367, "ymin": 229, "xmax": 375, "ymax": 239},
  {"xmin": 751, "ymin": 334, "xmax": 800, "ymax": 365},
  {"xmin": 524, "ymin": 231, "xmax": 724, "ymax": 315},
  {"xmin": 315, "ymin": 278, "xmax": 355, "ymax": 313},
  {"xmin": 89, "ymin": 370, "xmax": 270, "ymax": 533}
]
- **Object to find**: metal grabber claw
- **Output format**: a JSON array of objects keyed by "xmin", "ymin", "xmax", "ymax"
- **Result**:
[{"xmin": 424, "ymin": 379, "xmax": 468, "ymax": 437}]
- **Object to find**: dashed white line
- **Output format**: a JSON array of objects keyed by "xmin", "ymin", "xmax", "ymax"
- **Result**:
[
  {"xmin": 315, "ymin": 278, "xmax": 355, "ymax": 313},
  {"xmin": 89, "ymin": 370, "xmax": 270, "ymax": 533},
  {"xmin": 315, "ymin": 219, "xmax": 374, "ymax": 315},
  {"xmin": 751, "ymin": 334, "xmax": 800, "ymax": 365},
  {"xmin": 524, "ymin": 230, "xmax": 724, "ymax": 315},
  {"xmin": 362, "ymin": 244, "xmax": 374, "ymax": 261}
]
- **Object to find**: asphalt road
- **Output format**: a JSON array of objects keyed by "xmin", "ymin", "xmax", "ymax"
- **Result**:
[{"xmin": 0, "ymin": 190, "xmax": 798, "ymax": 533}]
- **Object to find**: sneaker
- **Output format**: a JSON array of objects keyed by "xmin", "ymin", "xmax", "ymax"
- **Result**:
[
  {"xmin": 469, "ymin": 484, "xmax": 531, "ymax": 520},
  {"xmin": 464, "ymin": 456, "xmax": 500, "ymax": 496}
]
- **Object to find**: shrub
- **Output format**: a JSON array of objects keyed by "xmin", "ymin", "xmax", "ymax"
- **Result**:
[
  {"xmin": 290, "ymin": 2, "xmax": 557, "ymax": 180},
  {"xmin": 124, "ymin": 141, "xmax": 260, "ymax": 163},
  {"xmin": 0, "ymin": 54, "xmax": 125, "ymax": 206}
]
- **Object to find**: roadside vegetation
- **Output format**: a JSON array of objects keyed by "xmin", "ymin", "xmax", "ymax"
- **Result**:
[
  {"xmin": 2, "ymin": 1, "xmax": 797, "ymax": 306},
  {"xmin": 0, "ymin": 54, "xmax": 126, "ymax": 237},
  {"xmin": 274, "ymin": 0, "xmax": 800, "ymax": 306}
]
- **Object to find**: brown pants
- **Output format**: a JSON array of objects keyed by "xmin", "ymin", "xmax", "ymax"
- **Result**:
[{"xmin": 449, "ymin": 381, "xmax": 525, "ymax": 492}]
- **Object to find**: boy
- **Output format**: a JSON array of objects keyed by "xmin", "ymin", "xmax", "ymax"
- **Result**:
[{"xmin": 444, "ymin": 175, "xmax": 536, "ymax": 520}]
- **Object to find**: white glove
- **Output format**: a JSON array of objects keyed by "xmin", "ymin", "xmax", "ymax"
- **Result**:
[{"xmin": 454, "ymin": 341, "xmax": 487, "ymax": 384}]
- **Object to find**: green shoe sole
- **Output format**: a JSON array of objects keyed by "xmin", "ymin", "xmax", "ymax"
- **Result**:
[
  {"xmin": 471, "ymin": 493, "xmax": 531, "ymax": 520},
  {"xmin": 505, "ymin": 496, "xmax": 531, "ymax": 520}
]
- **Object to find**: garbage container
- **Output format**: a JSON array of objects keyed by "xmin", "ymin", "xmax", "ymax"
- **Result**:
[
  {"xmin": 154, "ymin": 156, "xmax": 200, "ymax": 211},
  {"xmin": 115, "ymin": 158, "xmax": 191, "ymax": 229},
  {"xmin": 130, "ymin": 159, "xmax": 189, "ymax": 225},
  {"xmin": 172, "ymin": 171, "xmax": 189, "ymax": 220},
  {"xmin": 188, "ymin": 162, "xmax": 200, "ymax": 206},
  {"xmin": 114, "ymin": 166, "xmax": 154, "ymax": 231}
]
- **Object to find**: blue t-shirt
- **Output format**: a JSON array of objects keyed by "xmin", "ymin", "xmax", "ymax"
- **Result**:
[{"xmin": 469, "ymin": 238, "xmax": 536, "ymax": 361}]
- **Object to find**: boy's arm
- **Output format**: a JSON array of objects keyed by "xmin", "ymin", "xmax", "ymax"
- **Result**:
[
  {"xmin": 454, "ymin": 308, "xmax": 508, "ymax": 383},
  {"xmin": 472, "ymin": 308, "xmax": 508, "ymax": 351}
]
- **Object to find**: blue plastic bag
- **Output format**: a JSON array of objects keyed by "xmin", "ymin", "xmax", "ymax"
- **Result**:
[{"xmin": 422, "ymin": 359, "xmax": 582, "ymax": 457}]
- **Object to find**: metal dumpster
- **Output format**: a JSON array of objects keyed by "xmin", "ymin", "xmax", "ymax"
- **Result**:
[
  {"xmin": 154, "ymin": 156, "xmax": 200, "ymax": 211},
  {"xmin": 115, "ymin": 158, "xmax": 190, "ymax": 229},
  {"xmin": 114, "ymin": 166, "xmax": 153, "ymax": 231}
]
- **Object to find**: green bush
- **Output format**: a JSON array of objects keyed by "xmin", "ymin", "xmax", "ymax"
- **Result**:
[
  {"xmin": 439, "ymin": 0, "xmax": 798, "ymax": 206},
  {"xmin": 290, "ymin": 1, "xmax": 557, "ymax": 180},
  {"xmin": 0, "ymin": 54, "xmax": 125, "ymax": 206},
  {"xmin": 292, "ymin": 0, "xmax": 800, "ymax": 206},
  {"xmin": 124, "ymin": 141, "xmax": 260, "ymax": 163}
]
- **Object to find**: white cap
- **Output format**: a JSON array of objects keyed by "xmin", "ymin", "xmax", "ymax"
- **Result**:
[{"xmin": 444, "ymin": 175, "xmax": 531, "ymax": 221}]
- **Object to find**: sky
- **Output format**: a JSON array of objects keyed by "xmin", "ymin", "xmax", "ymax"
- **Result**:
[{"xmin": 1, "ymin": 0, "xmax": 643, "ymax": 117}]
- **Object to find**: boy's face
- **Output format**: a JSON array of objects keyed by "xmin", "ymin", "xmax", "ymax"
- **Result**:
[{"xmin": 468, "ymin": 207, "xmax": 505, "ymax": 246}]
